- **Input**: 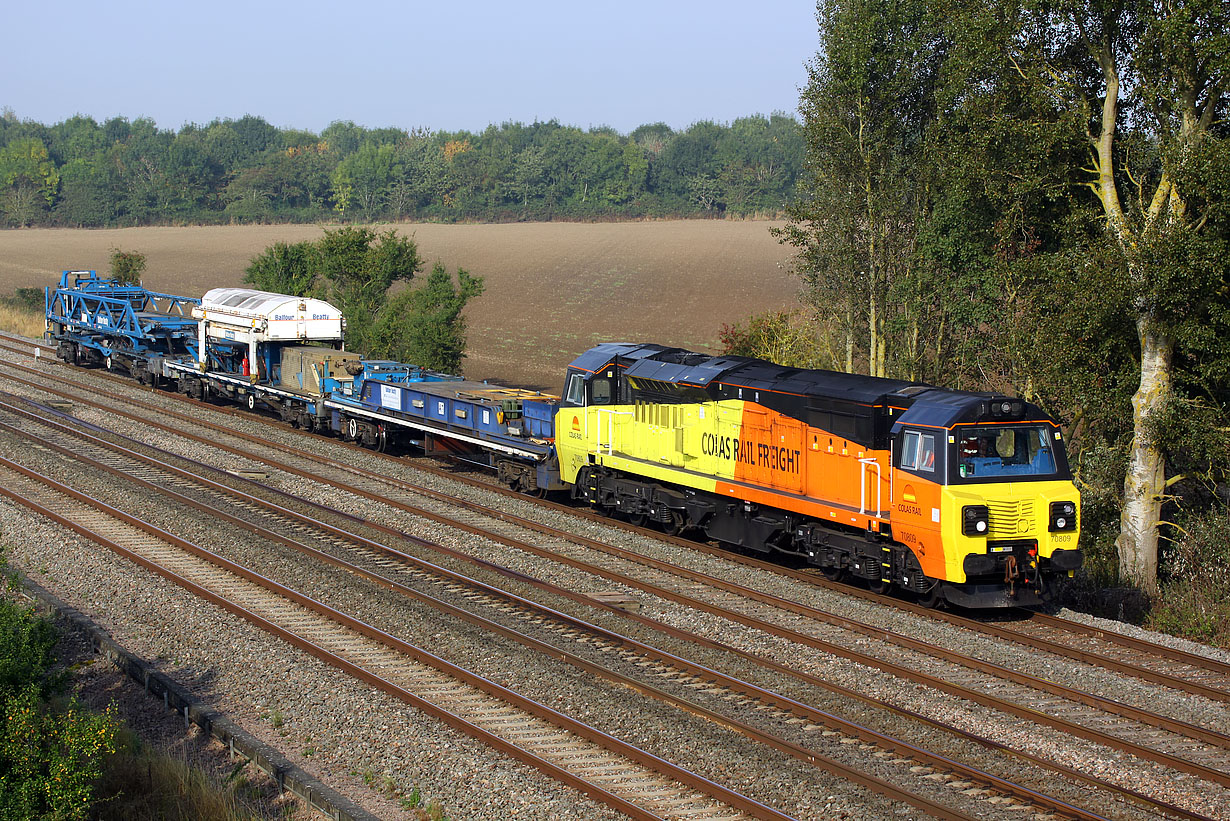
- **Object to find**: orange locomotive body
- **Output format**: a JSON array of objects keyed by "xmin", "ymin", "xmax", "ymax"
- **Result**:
[{"xmin": 557, "ymin": 344, "xmax": 1082, "ymax": 608}]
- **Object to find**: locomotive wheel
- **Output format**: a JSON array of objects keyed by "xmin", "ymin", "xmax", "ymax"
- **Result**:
[
  {"xmin": 867, "ymin": 577, "xmax": 892, "ymax": 595},
  {"xmin": 659, "ymin": 510, "xmax": 685, "ymax": 536},
  {"xmin": 820, "ymin": 564, "xmax": 845, "ymax": 582},
  {"xmin": 246, "ymin": 393, "xmax": 256, "ymax": 411},
  {"xmin": 625, "ymin": 512, "xmax": 648, "ymax": 527},
  {"xmin": 919, "ymin": 583, "xmax": 945, "ymax": 609}
]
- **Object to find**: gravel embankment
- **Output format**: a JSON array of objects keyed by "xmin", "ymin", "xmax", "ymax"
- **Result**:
[{"xmin": 2, "ymin": 343, "xmax": 1228, "ymax": 819}]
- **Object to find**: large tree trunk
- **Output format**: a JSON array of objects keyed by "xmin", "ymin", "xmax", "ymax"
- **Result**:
[{"xmin": 1115, "ymin": 316, "xmax": 1173, "ymax": 595}]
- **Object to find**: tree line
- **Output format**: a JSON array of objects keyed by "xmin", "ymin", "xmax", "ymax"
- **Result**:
[
  {"xmin": 0, "ymin": 112, "xmax": 802, "ymax": 227},
  {"xmin": 753, "ymin": 0, "xmax": 1227, "ymax": 635}
]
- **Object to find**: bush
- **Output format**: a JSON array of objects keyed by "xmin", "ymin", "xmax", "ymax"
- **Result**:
[
  {"xmin": 718, "ymin": 309, "xmax": 837, "ymax": 370},
  {"xmin": 1147, "ymin": 511, "xmax": 1230, "ymax": 647},
  {"xmin": 109, "ymin": 247, "xmax": 146, "ymax": 285},
  {"xmin": 0, "ymin": 593, "xmax": 119, "ymax": 820},
  {"xmin": 6, "ymin": 287, "xmax": 44, "ymax": 312}
]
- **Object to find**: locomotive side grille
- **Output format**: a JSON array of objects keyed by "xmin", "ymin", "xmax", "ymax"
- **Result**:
[{"xmin": 986, "ymin": 499, "xmax": 1035, "ymax": 538}]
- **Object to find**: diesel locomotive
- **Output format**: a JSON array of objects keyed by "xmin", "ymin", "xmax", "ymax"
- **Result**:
[{"xmin": 555, "ymin": 343, "xmax": 1082, "ymax": 608}]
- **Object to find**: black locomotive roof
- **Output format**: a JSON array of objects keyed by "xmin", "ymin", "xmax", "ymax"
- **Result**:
[
  {"xmin": 570, "ymin": 343, "xmax": 926, "ymax": 405},
  {"xmin": 892, "ymin": 390, "xmax": 981, "ymax": 429},
  {"xmin": 892, "ymin": 390, "xmax": 1056, "ymax": 431},
  {"xmin": 722, "ymin": 361, "xmax": 921, "ymax": 405},
  {"xmin": 569, "ymin": 343, "xmax": 1057, "ymax": 430},
  {"xmin": 567, "ymin": 342, "xmax": 671, "ymax": 373}
]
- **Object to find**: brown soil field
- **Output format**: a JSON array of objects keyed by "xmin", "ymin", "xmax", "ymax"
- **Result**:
[{"xmin": 0, "ymin": 221, "xmax": 799, "ymax": 390}]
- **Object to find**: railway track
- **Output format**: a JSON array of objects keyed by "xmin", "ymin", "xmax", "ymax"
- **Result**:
[
  {"xmin": 0, "ymin": 454, "xmax": 799, "ymax": 821},
  {"xmin": 0, "ymin": 397, "xmax": 1133, "ymax": 820},
  {"xmin": 0, "ymin": 342, "xmax": 1220, "ymax": 817},
  {"xmin": 4, "ymin": 365, "xmax": 1228, "ymax": 753}
]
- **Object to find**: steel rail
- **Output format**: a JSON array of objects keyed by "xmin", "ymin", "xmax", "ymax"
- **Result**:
[
  {"xmin": 0, "ymin": 402, "xmax": 1138, "ymax": 821},
  {"xmin": 3, "ymin": 387, "xmax": 1229, "ymax": 809},
  {"xmin": 0, "ymin": 455, "xmax": 798, "ymax": 821}
]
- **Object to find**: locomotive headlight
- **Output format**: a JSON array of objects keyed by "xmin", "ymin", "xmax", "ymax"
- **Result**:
[
  {"xmin": 1050, "ymin": 501, "xmax": 1077, "ymax": 532},
  {"xmin": 962, "ymin": 505, "xmax": 990, "ymax": 536}
]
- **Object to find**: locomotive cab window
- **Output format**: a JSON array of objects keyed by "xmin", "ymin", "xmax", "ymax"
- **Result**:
[
  {"xmin": 899, "ymin": 430, "xmax": 936, "ymax": 473},
  {"xmin": 564, "ymin": 372, "xmax": 586, "ymax": 406},
  {"xmin": 590, "ymin": 376, "xmax": 613, "ymax": 406},
  {"xmin": 955, "ymin": 425, "xmax": 1061, "ymax": 480}
]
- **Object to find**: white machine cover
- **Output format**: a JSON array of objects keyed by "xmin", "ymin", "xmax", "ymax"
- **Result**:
[{"xmin": 195, "ymin": 288, "xmax": 344, "ymax": 342}]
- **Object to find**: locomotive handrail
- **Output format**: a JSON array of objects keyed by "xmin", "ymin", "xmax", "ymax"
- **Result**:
[
  {"xmin": 858, "ymin": 457, "xmax": 882, "ymax": 515},
  {"xmin": 593, "ymin": 408, "xmax": 633, "ymax": 455}
]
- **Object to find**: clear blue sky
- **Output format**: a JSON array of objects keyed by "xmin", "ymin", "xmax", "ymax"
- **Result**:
[{"xmin": 4, "ymin": 1, "xmax": 819, "ymax": 135}]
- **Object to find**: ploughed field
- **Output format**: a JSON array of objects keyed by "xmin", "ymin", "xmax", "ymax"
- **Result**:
[{"xmin": 0, "ymin": 220, "xmax": 798, "ymax": 390}]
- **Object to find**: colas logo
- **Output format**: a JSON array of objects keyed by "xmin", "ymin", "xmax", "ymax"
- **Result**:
[{"xmin": 572, "ymin": 415, "xmax": 580, "ymax": 431}]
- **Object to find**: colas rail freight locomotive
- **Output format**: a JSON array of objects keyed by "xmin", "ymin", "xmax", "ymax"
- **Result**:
[{"xmin": 44, "ymin": 271, "xmax": 1082, "ymax": 609}]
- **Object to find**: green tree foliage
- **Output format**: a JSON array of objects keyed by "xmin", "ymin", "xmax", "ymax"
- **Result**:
[
  {"xmin": 0, "ymin": 137, "xmax": 60, "ymax": 226},
  {"xmin": 0, "ymin": 113, "xmax": 802, "ymax": 226},
  {"xmin": 332, "ymin": 142, "xmax": 399, "ymax": 220},
  {"xmin": 370, "ymin": 262, "xmax": 485, "ymax": 372},
  {"xmin": 243, "ymin": 228, "xmax": 428, "ymax": 355},
  {"xmin": 776, "ymin": 0, "xmax": 943, "ymax": 379},
  {"xmin": 243, "ymin": 241, "xmax": 317, "ymax": 295},
  {"xmin": 54, "ymin": 159, "xmax": 115, "ymax": 226},
  {"xmin": 0, "ymin": 594, "xmax": 118, "ymax": 820},
  {"xmin": 108, "ymin": 247, "xmax": 146, "ymax": 285},
  {"xmin": 782, "ymin": 0, "xmax": 1229, "ymax": 599},
  {"xmin": 312, "ymin": 227, "xmax": 421, "ymax": 346},
  {"xmin": 974, "ymin": 0, "xmax": 1230, "ymax": 593}
]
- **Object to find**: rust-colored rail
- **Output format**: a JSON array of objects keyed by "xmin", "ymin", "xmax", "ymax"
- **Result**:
[
  {"xmin": 0, "ymin": 454, "xmax": 801, "ymax": 821},
  {"xmin": 0, "ymin": 389, "xmax": 1220, "ymax": 819},
  {"xmin": 5, "ymin": 342, "xmax": 1230, "ymax": 797},
  {"xmin": 0, "ymin": 402, "xmax": 1140, "ymax": 821}
]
